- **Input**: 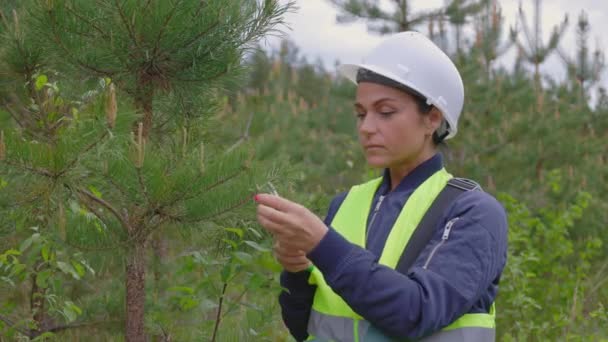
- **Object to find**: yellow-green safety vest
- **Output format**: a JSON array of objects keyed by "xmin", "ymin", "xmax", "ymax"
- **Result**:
[{"xmin": 307, "ymin": 168, "xmax": 495, "ymax": 341}]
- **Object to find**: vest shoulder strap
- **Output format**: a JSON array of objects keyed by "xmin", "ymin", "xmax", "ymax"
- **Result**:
[{"xmin": 395, "ymin": 177, "xmax": 481, "ymax": 274}]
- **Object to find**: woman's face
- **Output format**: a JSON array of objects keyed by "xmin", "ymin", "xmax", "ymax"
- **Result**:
[{"xmin": 354, "ymin": 82, "xmax": 440, "ymax": 169}]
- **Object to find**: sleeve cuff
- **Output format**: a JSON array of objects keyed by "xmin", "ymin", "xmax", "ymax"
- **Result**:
[
  {"xmin": 307, "ymin": 227, "xmax": 356, "ymax": 281},
  {"xmin": 280, "ymin": 270, "xmax": 312, "ymax": 290}
]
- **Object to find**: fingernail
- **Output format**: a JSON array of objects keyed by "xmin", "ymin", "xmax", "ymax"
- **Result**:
[{"xmin": 253, "ymin": 194, "xmax": 259, "ymax": 202}]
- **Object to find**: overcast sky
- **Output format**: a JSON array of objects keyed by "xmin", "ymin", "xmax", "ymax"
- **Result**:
[{"xmin": 265, "ymin": 0, "xmax": 608, "ymax": 91}]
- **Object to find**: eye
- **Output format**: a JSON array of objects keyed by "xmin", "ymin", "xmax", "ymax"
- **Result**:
[
  {"xmin": 355, "ymin": 111, "xmax": 366, "ymax": 119},
  {"xmin": 379, "ymin": 110, "xmax": 396, "ymax": 117},
  {"xmin": 378, "ymin": 106, "xmax": 396, "ymax": 117}
]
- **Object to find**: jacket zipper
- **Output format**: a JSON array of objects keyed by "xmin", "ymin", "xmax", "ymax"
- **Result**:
[
  {"xmin": 422, "ymin": 217, "xmax": 460, "ymax": 269},
  {"xmin": 365, "ymin": 195, "xmax": 385, "ymax": 242}
]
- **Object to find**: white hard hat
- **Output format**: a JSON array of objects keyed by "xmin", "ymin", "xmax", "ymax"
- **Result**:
[{"xmin": 338, "ymin": 31, "xmax": 464, "ymax": 139}]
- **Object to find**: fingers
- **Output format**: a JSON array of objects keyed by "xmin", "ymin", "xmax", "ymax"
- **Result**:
[
  {"xmin": 257, "ymin": 203, "xmax": 291, "ymax": 234},
  {"xmin": 274, "ymin": 240, "xmax": 304, "ymax": 257},
  {"xmin": 274, "ymin": 246, "xmax": 311, "ymax": 272},
  {"xmin": 255, "ymin": 193, "xmax": 302, "ymax": 213}
]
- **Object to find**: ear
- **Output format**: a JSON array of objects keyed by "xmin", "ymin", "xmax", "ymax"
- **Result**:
[{"xmin": 424, "ymin": 107, "xmax": 443, "ymax": 135}]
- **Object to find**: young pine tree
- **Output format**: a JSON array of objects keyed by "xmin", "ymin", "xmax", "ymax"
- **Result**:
[
  {"xmin": 1, "ymin": 1, "xmax": 293, "ymax": 340},
  {"xmin": 327, "ymin": 0, "xmax": 437, "ymax": 34},
  {"xmin": 557, "ymin": 10, "xmax": 605, "ymax": 104},
  {"xmin": 512, "ymin": 0, "xmax": 568, "ymax": 93}
]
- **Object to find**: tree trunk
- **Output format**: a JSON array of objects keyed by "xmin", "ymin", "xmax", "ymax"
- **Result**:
[
  {"xmin": 152, "ymin": 233, "xmax": 168, "ymax": 296},
  {"xmin": 30, "ymin": 267, "xmax": 47, "ymax": 334},
  {"xmin": 126, "ymin": 240, "xmax": 147, "ymax": 342}
]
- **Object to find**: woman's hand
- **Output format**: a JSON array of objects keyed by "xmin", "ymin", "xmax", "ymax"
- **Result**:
[
  {"xmin": 255, "ymin": 193, "xmax": 328, "ymax": 254},
  {"xmin": 273, "ymin": 240, "xmax": 312, "ymax": 273}
]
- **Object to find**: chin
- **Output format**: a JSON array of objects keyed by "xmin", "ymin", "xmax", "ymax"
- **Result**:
[{"xmin": 365, "ymin": 157, "xmax": 389, "ymax": 169}]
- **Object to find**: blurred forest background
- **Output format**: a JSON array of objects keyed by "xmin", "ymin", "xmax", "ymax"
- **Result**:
[{"xmin": 0, "ymin": 0, "xmax": 607, "ymax": 341}]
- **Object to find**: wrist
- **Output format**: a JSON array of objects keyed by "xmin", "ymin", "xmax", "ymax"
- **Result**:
[{"xmin": 309, "ymin": 224, "xmax": 329, "ymax": 253}]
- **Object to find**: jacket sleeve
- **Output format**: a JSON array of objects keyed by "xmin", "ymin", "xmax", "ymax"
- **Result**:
[
  {"xmin": 278, "ymin": 192, "xmax": 348, "ymax": 341},
  {"xmin": 306, "ymin": 190, "xmax": 508, "ymax": 339}
]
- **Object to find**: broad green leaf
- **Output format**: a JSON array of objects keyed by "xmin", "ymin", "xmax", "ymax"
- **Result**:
[
  {"xmin": 179, "ymin": 297, "xmax": 198, "ymax": 311},
  {"xmin": 234, "ymin": 251, "xmax": 253, "ymax": 263},
  {"xmin": 57, "ymin": 261, "xmax": 79, "ymax": 279},
  {"xmin": 4, "ymin": 249, "xmax": 20, "ymax": 256},
  {"xmin": 88, "ymin": 185, "xmax": 102, "ymax": 199},
  {"xmin": 221, "ymin": 238, "xmax": 237, "ymax": 250},
  {"xmin": 247, "ymin": 227, "xmax": 263, "ymax": 239},
  {"xmin": 63, "ymin": 305, "xmax": 78, "ymax": 322},
  {"xmin": 71, "ymin": 260, "xmax": 85, "ymax": 277},
  {"xmin": 41, "ymin": 245, "xmax": 50, "ymax": 262},
  {"xmin": 67, "ymin": 301, "xmax": 82, "ymax": 315},
  {"xmin": 62, "ymin": 301, "xmax": 83, "ymax": 322},
  {"xmin": 244, "ymin": 240, "xmax": 270, "ymax": 252},
  {"xmin": 35, "ymin": 75, "xmax": 48, "ymax": 91},
  {"xmin": 80, "ymin": 260, "xmax": 95, "ymax": 276},
  {"xmin": 1, "ymin": 276, "xmax": 15, "ymax": 287},
  {"xmin": 20, "ymin": 233, "xmax": 40, "ymax": 252},
  {"xmin": 36, "ymin": 270, "xmax": 52, "ymax": 289},
  {"xmin": 224, "ymin": 227, "xmax": 244, "ymax": 239}
]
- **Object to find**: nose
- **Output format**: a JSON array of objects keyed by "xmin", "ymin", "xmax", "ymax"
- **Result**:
[{"xmin": 358, "ymin": 112, "xmax": 377, "ymax": 136}]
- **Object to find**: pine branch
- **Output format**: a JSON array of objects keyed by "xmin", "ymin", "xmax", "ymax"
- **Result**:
[
  {"xmin": 184, "ymin": 194, "xmax": 251, "ymax": 224},
  {"xmin": 76, "ymin": 186, "xmax": 132, "ymax": 232},
  {"xmin": 517, "ymin": 5, "xmax": 535, "ymax": 59},
  {"xmin": 47, "ymin": 11, "xmax": 117, "ymax": 76},
  {"xmin": 64, "ymin": 3, "xmax": 112, "ymax": 40},
  {"xmin": 3, "ymin": 159, "xmax": 55, "ymax": 178},
  {"xmin": 201, "ymin": 166, "xmax": 247, "ymax": 194},
  {"xmin": 152, "ymin": 0, "xmax": 182, "ymax": 57},
  {"xmin": 103, "ymin": 175, "xmax": 131, "ymax": 200},
  {"xmin": 76, "ymin": 191, "xmax": 115, "ymax": 230},
  {"xmin": 160, "ymin": 164, "xmax": 247, "ymax": 211},
  {"xmin": 141, "ymin": 0, "xmax": 153, "ymax": 12},
  {"xmin": 225, "ymin": 111, "xmax": 254, "ymax": 154},
  {"xmin": 3, "ymin": 103, "xmax": 32, "ymax": 132},
  {"xmin": 113, "ymin": 0, "xmax": 140, "ymax": 52},
  {"xmin": 167, "ymin": 19, "xmax": 219, "ymax": 55},
  {"xmin": 175, "ymin": 67, "xmax": 228, "ymax": 82},
  {"xmin": 57, "ymin": 131, "xmax": 109, "ymax": 178}
]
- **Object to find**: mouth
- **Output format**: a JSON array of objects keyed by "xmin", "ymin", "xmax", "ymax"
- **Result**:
[{"xmin": 364, "ymin": 145, "xmax": 384, "ymax": 150}]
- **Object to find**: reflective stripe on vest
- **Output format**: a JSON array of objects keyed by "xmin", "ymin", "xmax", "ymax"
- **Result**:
[{"xmin": 307, "ymin": 168, "xmax": 496, "ymax": 341}]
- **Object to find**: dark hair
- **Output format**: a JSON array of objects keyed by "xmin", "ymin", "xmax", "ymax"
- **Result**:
[{"xmin": 356, "ymin": 68, "xmax": 449, "ymax": 145}]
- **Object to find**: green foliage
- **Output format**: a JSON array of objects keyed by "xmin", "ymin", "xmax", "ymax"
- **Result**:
[
  {"xmin": 1, "ymin": 1, "xmax": 608, "ymax": 340},
  {"xmin": 0, "ymin": 227, "xmax": 94, "ymax": 339},
  {"xmin": 498, "ymin": 180, "xmax": 606, "ymax": 340},
  {"xmin": 141, "ymin": 223, "xmax": 286, "ymax": 341}
]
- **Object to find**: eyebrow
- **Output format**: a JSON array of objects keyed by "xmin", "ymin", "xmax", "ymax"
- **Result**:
[{"xmin": 354, "ymin": 97, "xmax": 398, "ymax": 108}]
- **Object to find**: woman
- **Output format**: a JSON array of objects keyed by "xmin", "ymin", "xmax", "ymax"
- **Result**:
[{"xmin": 255, "ymin": 31, "xmax": 508, "ymax": 341}]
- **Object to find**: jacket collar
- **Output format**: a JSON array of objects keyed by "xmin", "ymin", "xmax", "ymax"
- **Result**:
[{"xmin": 377, "ymin": 153, "xmax": 444, "ymax": 196}]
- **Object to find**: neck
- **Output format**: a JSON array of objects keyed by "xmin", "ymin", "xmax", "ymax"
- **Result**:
[{"xmin": 388, "ymin": 147, "xmax": 437, "ymax": 191}]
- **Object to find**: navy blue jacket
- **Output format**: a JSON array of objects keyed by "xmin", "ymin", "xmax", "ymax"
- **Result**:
[{"xmin": 279, "ymin": 153, "xmax": 508, "ymax": 341}]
